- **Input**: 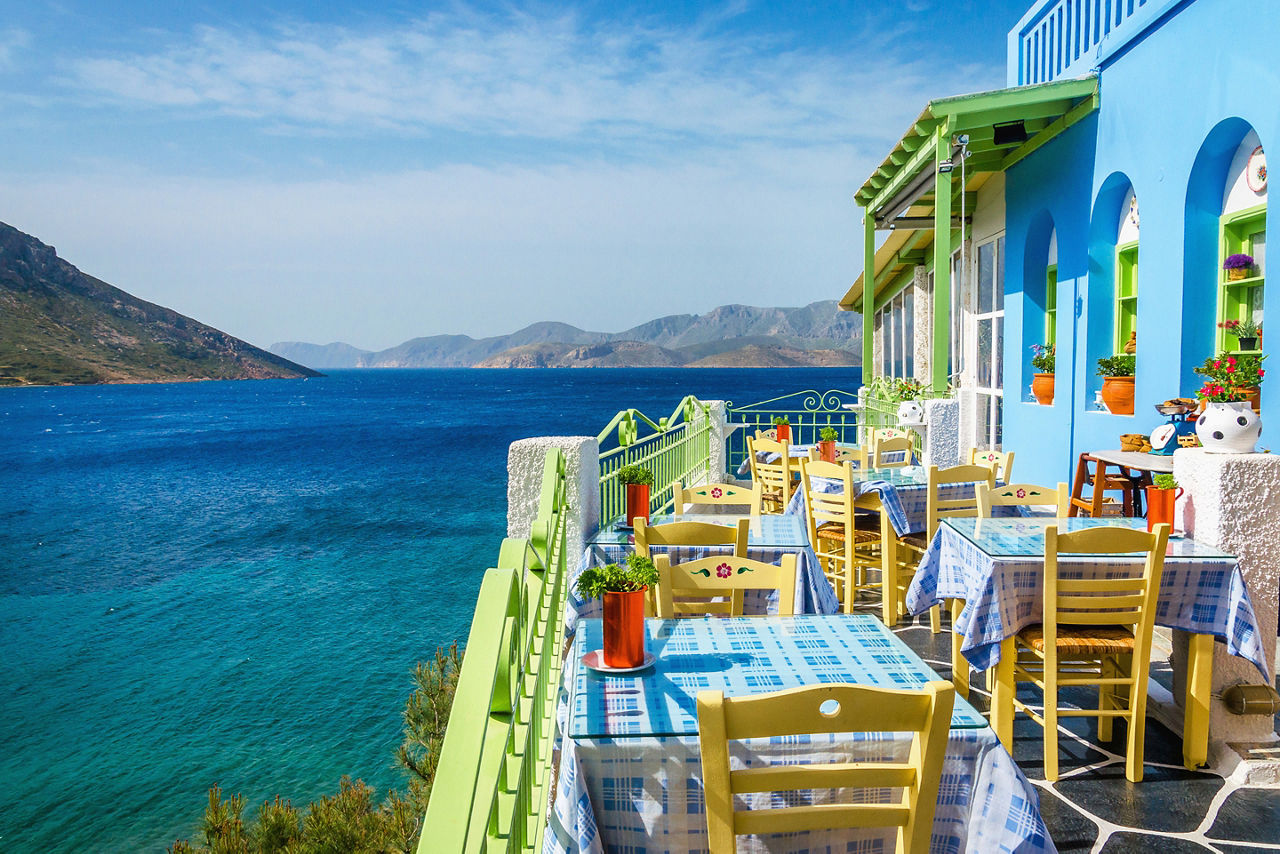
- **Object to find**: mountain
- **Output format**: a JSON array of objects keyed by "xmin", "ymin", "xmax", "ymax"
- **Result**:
[
  {"xmin": 273, "ymin": 301, "xmax": 862, "ymax": 370},
  {"xmin": 0, "ymin": 222, "xmax": 320, "ymax": 387}
]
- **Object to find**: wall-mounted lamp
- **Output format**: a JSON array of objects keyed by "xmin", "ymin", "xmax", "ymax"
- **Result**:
[
  {"xmin": 993, "ymin": 120, "xmax": 1028, "ymax": 146},
  {"xmin": 937, "ymin": 159, "xmax": 954, "ymax": 174}
]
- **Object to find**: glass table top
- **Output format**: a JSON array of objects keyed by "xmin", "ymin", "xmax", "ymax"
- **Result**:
[{"xmin": 943, "ymin": 516, "xmax": 1237, "ymax": 560}]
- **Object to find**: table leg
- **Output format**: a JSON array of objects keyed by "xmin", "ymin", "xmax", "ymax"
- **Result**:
[
  {"xmin": 991, "ymin": 638, "xmax": 1016, "ymax": 750},
  {"xmin": 881, "ymin": 512, "xmax": 898, "ymax": 627},
  {"xmin": 1184, "ymin": 633, "xmax": 1214, "ymax": 770},
  {"xmin": 951, "ymin": 599, "xmax": 969, "ymax": 700}
]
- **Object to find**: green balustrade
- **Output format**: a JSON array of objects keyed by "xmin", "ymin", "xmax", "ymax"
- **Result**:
[
  {"xmin": 725, "ymin": 389, "xmax": 863, "ymax": 472},
  {"xmin": 597, "ymin": 396, "xmax": 713, "ymax": 526},
  {"xmin": 418, "ymin": 448, "xmax": 569, "ymax": 854}
]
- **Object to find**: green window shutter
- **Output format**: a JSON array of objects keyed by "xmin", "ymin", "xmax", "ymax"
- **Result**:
[
  {"xmin": 1218, "ymin": 204, "xmax": 1266, "ymax": 354},
  {"xmin": 1115, "ymin": 242, "xmax": 1139, "ymax": 355},
  {"xmin": 1045, "ymin": 265, "xmax": 1058, "ymax": 346}
]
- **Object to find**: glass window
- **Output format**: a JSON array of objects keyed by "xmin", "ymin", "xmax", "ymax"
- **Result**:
[
  {"xmin": 904, "ymin": 287, "xmax": 915, "ymax": 379},
  {"xmin": 1115, "ymin": 243, "xmax": 1138, "ymax": 355},
  {"xmin": 978, "ymin": 241, "xmax": 995, "ymax": 314},
  {"xmin": 970, "ymin": 236, "xmax": 1004, "ymax": 449},
  {"xmin": 1218, "ymin": 206, "xmax": 1266, "ymax": 354},
  {"xmin": 1045, "ymin": 265, "xmax": 1058, "ymax": 345}
]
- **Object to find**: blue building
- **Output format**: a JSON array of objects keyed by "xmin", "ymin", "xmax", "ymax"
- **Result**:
[{"xmin": 845, "ymin": 0, "xmax": 1272, "ymax": 485}]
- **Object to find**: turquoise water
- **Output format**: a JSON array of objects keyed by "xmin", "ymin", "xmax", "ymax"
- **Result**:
[{"xmin": 0, "ymin": 367, "xmax": 859, "ymax": 852}]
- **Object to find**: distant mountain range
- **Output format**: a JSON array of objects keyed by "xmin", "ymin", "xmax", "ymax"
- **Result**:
[
  {"xmin": 272, "ymin": 301, "xmax": 862, "ymax": 369},
  {"xmin": 0, "ymin": 222, "xmax": 318, "ymax": 387}
]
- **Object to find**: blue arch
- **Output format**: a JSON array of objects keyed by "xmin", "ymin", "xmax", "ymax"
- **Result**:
[{"xmin": 1087, "ymin": 172, "xmax": 1138, "ymax": 400}]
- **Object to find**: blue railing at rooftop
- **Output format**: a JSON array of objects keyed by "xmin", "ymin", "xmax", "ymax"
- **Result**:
[{"xmin": 1007, "ymin": 0, "xmax": 1185, "ymax": 86}]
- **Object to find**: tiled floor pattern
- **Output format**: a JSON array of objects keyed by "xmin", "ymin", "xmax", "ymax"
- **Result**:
[{"xmin": 883, "ymin": 610, "xmax": 1280, "ymax": 853}]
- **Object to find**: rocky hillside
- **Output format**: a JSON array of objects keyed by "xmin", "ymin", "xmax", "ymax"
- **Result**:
[
  {"xmin": 272, "ymin": 301, "xmax": 861, "ymax": 369},
  {"xmin": 0, "ymin": 222, "xmax": 319, "ymax": 387}
]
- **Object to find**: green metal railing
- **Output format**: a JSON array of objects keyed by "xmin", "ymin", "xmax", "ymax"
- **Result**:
[
  {"xmin": 597, "ymin": 396, "xmax": 714, "ymax": 525},
  {"xmin": 418, "ymin": 448, "xmax": 569, "ymax": 854},
  {"xmin": 724, "ymin": 389, "xmax": 861, "ymax": 473}
]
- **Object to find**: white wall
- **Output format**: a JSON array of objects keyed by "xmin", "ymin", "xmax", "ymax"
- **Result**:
[
  {"xmin": 1118, "ymin": 185, "xmax": 1140, "ymax": 244},
  {"xmin": 1223, "ymin": 130, "xmax": 1267, "ymax": 216}
]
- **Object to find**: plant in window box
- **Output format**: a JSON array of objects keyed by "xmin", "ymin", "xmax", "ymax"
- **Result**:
[
  {"xmin": 1146, "ymin": 474, "xmax": 1183, "ymax": 533},
  {"xmin": 817, "ymin": 426, "xmax": 839, "ymax": 462},
  {"xmin": 1095, "ymin": 354, "xmax": 1136, "ymax": 415},
  {"xmin": 576, "ymin": 555, "xmax": 658, "ymax": 668},
  {"xmin": 1193, "ymin": 352, "xmax": 1266, "ymax": 453},
  {"xmin": 617, "ymin": 464, "xmax": 655, "ymax": 527},
  {"xmin": 1223, "ymin": 253, "xmax": 1255, "ymax": 281},
  {"xmin": 1218, "ymin": 318, "xmax": 1262, "ymax": 352},
  {"xmin": 1029, "ymin": 343, "xmax": 1055, "ymax": 405},
  {"xmin": 772, "ymin": 416, "xmax": 791, "ymax": 443}
]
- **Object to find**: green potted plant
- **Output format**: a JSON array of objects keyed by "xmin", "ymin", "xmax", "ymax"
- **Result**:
[
  {"xmin": 1146, "ymin": 474, "xmax": 1183, "ymax": 533},
  {"xmin": 576, "ymin": 555, "xmax": 658, "ymax": 668},
  {"xmin": 617, "ymin": 464, "xmax": 654, "ymax": 527},
  {"xmin": 1218, "ymin": 317, "xmax": 1262, "ymax": 352},
  {"xmin": 772, "ymin": 416, "xmax": 791, "ymax": 443},
  {"xmin": 1223, "ymin": 253, "xmax": 1254, "ymax": 281},
  {"xmin": 817, "ymin": 426, "xmax": 839, "ymax": 462},
  {"xmin": 1096, "ymin": 354, "xmax": 1136, "ymax": 415},
  {"xmin": 1030, "ymin": 343, "xmax": 1055, "ymax": 405}
]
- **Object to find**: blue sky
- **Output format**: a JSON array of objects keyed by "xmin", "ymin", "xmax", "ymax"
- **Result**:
[{"xmin": 0, "ymin": 1, "xmax": 1030, "ymax": 350}]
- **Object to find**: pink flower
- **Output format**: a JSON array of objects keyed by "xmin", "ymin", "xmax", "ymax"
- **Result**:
[
  {"xmin": 1227, "ymin": 356, "xmax": 1238, "ymax": 366},
  {"xmin": 716, "ymin": 563, "xmax": 732, "ymax": 578},
  {"xmin": 1015, "ymin": 489, "xmax": 1026, "ymax": 498},
  {"xmin": 1260, "ymin": 369, "xmax": 1267, "ymax": 378},
  {"xmin": 710, "ymin": 487, "xmax": 723, "ymax": 498},
  {"xmin": 1227, "ymin": 365, "xmax": 1236, "ymax": 373},
  {"xmin": 1214, "ymin": 360, "xmax": 1222, "ymax": 369}
]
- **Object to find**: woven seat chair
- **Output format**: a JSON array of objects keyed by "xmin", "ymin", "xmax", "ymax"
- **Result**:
[
  {"xmin": 654, "ymin": 553, "xmax": 796, "ymax": 618},
  {"xmin": 996, "ymin": 523, "xmax": 1170, "ymax": 782},
  {"xmin": 969, "ymin": 448, "xmax": 1015, "ymax": 483},
  {"xmin": 800, "ymin": 458, "xmax": 881, "ymax": 613},
  {"xmin": 697, "ymin": 681, "xmax": 954, "ymax": 854},
  {"xmin": 746, "ymin": 435, "xmax": 794, "ymax": 513},
  {"xmin": 634, "ymin": 518, "xmax": 749, "ymax": 615}
]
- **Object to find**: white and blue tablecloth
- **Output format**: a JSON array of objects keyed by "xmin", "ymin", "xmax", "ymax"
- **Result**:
[
  {"xmin": 784, "ymin": 466, "xmax": 968, "ymax": 536},
  {"xmin": 906, "ymin": 517, "xmax": 1268, "ymax": 677},
  {"xmin": 544, "ymin": 616, "xmax": 1055, "ymax": 854}
]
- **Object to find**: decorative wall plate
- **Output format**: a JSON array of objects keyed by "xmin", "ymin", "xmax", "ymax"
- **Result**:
[{"xmin": 1247, "ymin": 145, "xmax": 1267, "ymax": 193}]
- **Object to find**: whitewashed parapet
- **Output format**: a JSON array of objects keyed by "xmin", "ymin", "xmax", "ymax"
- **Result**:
[
  {"xmin": 508, "ymin": 437, "xmax": 599, "ymax": 565},
  {"xmin": 1173, "ymin": 448, "xmax": 1280, "ymax": 746},
  {"xmin": 700, "ymin": 399, "xmax": 729, "ymax": 481},
  {"xmin": 922, "ymin": 398, "xmax": 960, "ymax": 469}
]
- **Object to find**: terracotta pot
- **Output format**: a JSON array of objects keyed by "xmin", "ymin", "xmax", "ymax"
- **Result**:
[
  {"xmin": 1031, "ymin": 372, "xmax": 1055, "ymax": 405},
  {"xmin": 775, "ymin": 423, "xmax": 791, "ymax": 443},
  {"xmin": 625, "ymin": 483, "xmax": 650, "ymax": 527},
  {"xmin": 1100, "ymin": 376, "xmax": 1135, "ymax": 415},
  {"xmin": 817, "ymin": 439, "xmax": 836, "ymax": 462},
  {"xmin": 602, "ymin": 589, "xmax": 647, "ymax": 668},
  {"xmin": 1145, "ymin": 486, "xmax": 1183, "ymax": 532}
]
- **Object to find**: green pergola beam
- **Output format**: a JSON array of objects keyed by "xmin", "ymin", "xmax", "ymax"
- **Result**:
[
  {"xmin": 930, "ymin": 76, "xmax": 1097, "ymax": 117},
  {"xmin": 872, "ymin": 266, "xmax": 918, "ymax": 313},
  {"xmin": 947, "ymin": 99, "xmax": 1080, "ymax": 132},
  {"xmin": 865, "ymin": 130, "xmax": 941, "ymax": 214}
]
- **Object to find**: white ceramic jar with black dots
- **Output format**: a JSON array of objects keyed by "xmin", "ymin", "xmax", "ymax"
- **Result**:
[{"xmin": 1195, "ymin": 401, "xmax": 1262, "ymax": 454}]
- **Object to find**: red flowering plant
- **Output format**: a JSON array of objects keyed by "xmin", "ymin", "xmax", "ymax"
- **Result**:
[
  {"xmin": 1193, "ymin": 352, "xmax": 1267, "ymax": 402},
  {"xmin": 1218, "ymin": 318, "xmax": 1262, "ymax": 340}
]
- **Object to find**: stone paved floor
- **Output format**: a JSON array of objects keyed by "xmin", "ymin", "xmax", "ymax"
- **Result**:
[{"xmin": 883, "ymin": 612, "xmax": 1280, "ymax": 853}]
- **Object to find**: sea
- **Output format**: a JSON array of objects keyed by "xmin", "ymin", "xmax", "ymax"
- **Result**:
[{"xmin": 0, "ymin": 366, "xmax": 860, "ymax": 852}]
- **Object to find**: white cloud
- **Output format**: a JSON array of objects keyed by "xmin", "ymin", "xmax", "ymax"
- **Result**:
[{"xmin": 0, "ymin": 27, "xmax": 31, "ymax": 70}]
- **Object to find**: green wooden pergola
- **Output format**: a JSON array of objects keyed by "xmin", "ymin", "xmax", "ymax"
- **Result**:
[{"xmin": 843, "ymin": 75, "xmax": 1099, "ymax": 392}]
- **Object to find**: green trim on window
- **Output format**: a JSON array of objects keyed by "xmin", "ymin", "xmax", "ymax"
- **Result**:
[
  {"xmin": 1045, "ymin": 264, "xmax": 1058, "ymax": 346},
  {"xmin": 1115, "ymin": 241, "xmax": 1138, "ymax": 355},
  {"xmin": 1218, "ymin": 204, "xmax": 1266, "ymax": 354}
]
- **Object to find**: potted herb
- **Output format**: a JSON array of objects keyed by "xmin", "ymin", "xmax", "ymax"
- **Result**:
[
  {"xmin": 817, "ymin": 426, "xmax": 839, "ymax": 462},
  {"xmin": 1218, "ymin": 318, "xmax": 1262, "ymax": 352},
  {"xmin": 1193, "ymin": 352, "xmax": 1266, "ymax": 453},
  {"xmin": 617, "ymin": 464, "xmax": 654, "ymax": 527},
  {"xmin": 1096, "ymin": 354, "xmax": 1136, "ymax": 415},
  {"xmin": 1146, "ymin": 474, "xmax": 1183, "ymax": 533},
  {"xmin": 576, "ymin": 555, "xmax": 658, "ymax": 668},
  {"xmin": 772, "ymin": 416, "xmax": 791, "ymax": 443},
  {"xmin": 1223, "ymin": 253, "xmax": 1255, "ymax": 281},
  {"xmin": 1030, "ymin": 343, "xmax": 1055, "ymax": 405}
]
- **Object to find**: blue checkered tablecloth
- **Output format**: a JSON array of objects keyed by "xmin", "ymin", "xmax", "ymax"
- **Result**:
[
  {"xmin": 544, "ymin": 616, "xmax": 1054, "ymax": 854},
  {"xmin": 906, "ymin": 517, "xmax": 1268, "ymax": 677},
  {"xmin": 734, "ymin": 443, "xmax": 863, "ymax": 476},
  {"xmin": 785, "ymin": 466, "xmax": 987, "ymax": 537}
]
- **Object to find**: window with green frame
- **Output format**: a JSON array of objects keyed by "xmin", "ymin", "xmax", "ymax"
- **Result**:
[
  {"xmin": 1114, "ymin": 242, "xmax": 1138, "ymax": 354},
  {"xmin": 1045, "ymin": 265, "xmax": 1057, "ymax": 345},
  {"xmin": 1218, "ymin": 203, "xmax": 1265, "ymax": 354}
]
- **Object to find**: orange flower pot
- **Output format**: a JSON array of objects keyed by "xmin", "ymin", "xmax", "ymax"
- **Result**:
[
  {"xmin": 625, "ymin": 483, "xmax": 650, "ymax": 527},
  {"xmin": 602, "ymin": 589, "xmax": 647, "ymax": 668},
  {"xmin": 818, "ymin": 440, "xmax": 836, "ymax": 462},
  {"xmin": 1100, "ymin": 376, "xmax": 1135, "ymax": 415},
  {"xmin": 1031, "ymin": 373, "xmax": 1055, "ymax": 405},
  {"xmin": 1145, "ymin": 486, "xmax": 1183, "ymax": 533},
  {"xmin": 775, "ymin": 423, "xmax": 791, "ymax": 443}
]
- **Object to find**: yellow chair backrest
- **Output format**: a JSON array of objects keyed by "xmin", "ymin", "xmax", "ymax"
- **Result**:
[
  {"xmin": 697, "ymin": 681, "xmax": 955, "ymax": 854},
  {"xmin": 671, "ymin": 481, "xmax": 762, "ymax": 518},
  {"xmin": 1044, "ymin": 524, "xmax": 1169, "ymax": 658},
  {"xmin": 633, "ymin": 518, "xmax": 749, "ymax": 559},
  {"xmin": 872, "ymin": 427, "xmax": 917, "ymax": 451},
  {"xmin": 808, "ymin": 445, "xmax": 868, "ymax": 468},
  {"xmin": 754, "ymin": 427, "xmax": 778, "ymax": 441},
  {"xmin": 799, "ymin": 458, "xmax": 855, "ymax": 538},
  {"xmin": 925, "ymin": 464, "xmax": 996, "ymax": 539},
  {"xmin": 873, "ymin": 436, "xmax": 915, "ymax": 468},
  {"xmin": 976, "ymin": 481, "xmax": 1070, "ymax": 517},
  {"xmin": 747, "ymin": 435, "xmax": 795, "ymax": 509},
  {"xmin": 654, "ymin": 553, "xmax": 796, "ymax": 617},
  {"xmin": 970, "ymin": 448, "xmax": 1015, "ymax": 482}
]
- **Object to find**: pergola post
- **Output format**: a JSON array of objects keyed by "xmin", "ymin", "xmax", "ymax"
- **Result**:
[
  {"xmin": 861, "ymin": 208, "xmax": 876, "ymax": 378},
  {"xmin": 931, "ymin": 124, "xmax": 952, "ymax": 394}
]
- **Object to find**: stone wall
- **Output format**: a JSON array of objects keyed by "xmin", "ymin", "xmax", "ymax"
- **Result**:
[{"xmin": 507, "ymin": 436, "xmax": 599, "ymax": 566}]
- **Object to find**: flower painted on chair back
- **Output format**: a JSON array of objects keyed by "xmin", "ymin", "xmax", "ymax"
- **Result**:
[
  {"xmin": 716, "ymin": 563, "xmax": 732, "ymax": 578},
  {"xmin": 710, "ymin": 487, "xmax": 723, "ymax": 498},
  {"xmin": 1015, "ymin": 488, "xmax": 1026, "ymax": 499}
]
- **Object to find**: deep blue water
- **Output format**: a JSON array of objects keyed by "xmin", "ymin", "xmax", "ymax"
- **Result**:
[{"xmin": 0, "ymin": 367, "xmax": 859, "ymax": 852}]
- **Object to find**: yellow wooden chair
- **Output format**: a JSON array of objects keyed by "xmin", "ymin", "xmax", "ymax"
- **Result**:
[
  {"xmin": 970, "ymin": 448, "xmax": 1015, "ymax": 483},
  {"xmin": 696, "ymin": 681, "xmax": 955, "ymax": 854},
  {"xmin": 634, "ymin": 518, "xmax": 750, "ymax": 615},
  {"xmin": 654, "ymin": 553, "xmax": 796, "ymax": 617},
  {"xmin": 754, "ymin": 427, "xmax": 778, "ymax": 441},
  {"xmin": 996, "ymin": 523, "xmax": 1170, "ymax": 782},
  {"xmin": 873, "ymin": 436, "xmax": 915, "ymax": 469},
  {"xmin": 976, "ymin": 481, "xmax": 1070, "ymax": 517},
  {"xmin": 800, "ymin": 458, "xmax": 881, "ymax": 613},
  {"xmin": 746, "ymin": 435, "xmax": 795, "ymax": 513},
  {"xmin": 808, "ymin": 445, "xmax": 869, "ymax": 468},
  {"xmin": 896, "ymin": 464, "xmax": 996, "ymax": 634},
  {"xmin": 671, "ymin": 480, "xmax": 762, "ymax": 518}
]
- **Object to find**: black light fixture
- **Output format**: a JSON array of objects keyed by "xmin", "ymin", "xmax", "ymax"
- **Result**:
[
  {"xmin": 937, "ymin": 159, "xmax": 954, "ymax": 174},
  {"xmin": 993, "ymin": 120, "xmax": 1028, "ymax": 146}
]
